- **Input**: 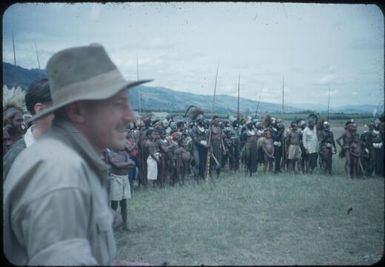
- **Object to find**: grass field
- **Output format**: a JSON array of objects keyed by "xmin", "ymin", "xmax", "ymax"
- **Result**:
[{"xmin": 114, "ymin": 122, "xmax": 384, "ymax": 265}]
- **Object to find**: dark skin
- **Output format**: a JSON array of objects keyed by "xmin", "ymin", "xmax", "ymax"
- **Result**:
[
  {"xmin": 3, "ymin": 108, "xmax": 24, "ymax": 155},
  {"xmin": 287, "ymin": 125, "xmax": 301, "ymax": 172},
  {"xmin": 262, "ymin": 131, "xmax": 274, "ymax": 172},
  {"xmin": 145, "ymin": 131, "xmax": 160, "ymax": 163},
  {"xmin": 336, "ymin": 123, "xmax": 358, "ymax": 178},
  {"xmin": 349, "ymin": 136, "xmax": 362, "ymax": 178},
  {"xmin": 144, "ymin": 131, "xmax": 161, "ymax": 186},
  {"xmin": 108, "ymin": 149, "xmax": 134, "ymax": 175},
  {"xmin": 287, "ymin": 125, "xmax": 301, "ymax": 145}
]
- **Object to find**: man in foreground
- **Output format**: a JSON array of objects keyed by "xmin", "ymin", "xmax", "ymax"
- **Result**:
[{"xmin": 3, "ymin": 44, "xmax": 151, "ymax": 265}]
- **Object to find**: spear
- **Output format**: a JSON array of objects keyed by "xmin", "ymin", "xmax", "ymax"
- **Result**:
[
  {"xmin": 211, "ymin": 64, "xmax": 219, "ymax": 116},
  {"xmin": 281, "ymin": 75, "xmax": 285, "ymax": 120},
  {"xmin": 255, "ymin": 94, "xmax": 261, "ymax": 116},
  {"xmin": 237, "ymin": 73, "xmax": 240, "ymax": 126},
  {"xmin": 205, "ymin": 64, "xmax": 219, "ymax": 180},
  {"xmin": 327, "ymin": 84, "xmax": 331, "ymax": 121},
  {"xmin": 137, "ymin": 55, "xmax": 142, "ymax": 113},
  {"xmin": 12, "ymin": 32, "xmax": 17, "ymax": 66},
  {"xmin": 281, "ymin": 75, "xmax": 286, "ymax": 170},
  {"xmin": 33, "ymin": 41, "xmax": 41, "ymax": 70}
]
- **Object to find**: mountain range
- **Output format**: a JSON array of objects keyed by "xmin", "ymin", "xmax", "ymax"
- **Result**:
[{"xmin": 2, "ymin": 62, "xmax": 381, "ymax": 114}]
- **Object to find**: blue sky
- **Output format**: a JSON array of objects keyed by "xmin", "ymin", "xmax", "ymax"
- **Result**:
[{"xmin": 2, "ymin": 2, "xmax": 384, "ymax": 108}]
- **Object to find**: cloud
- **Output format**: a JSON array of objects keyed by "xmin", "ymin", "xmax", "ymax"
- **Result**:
[
  {"xmin": 350, "ymin": 39, "xmax": 383, "ymax": 51},
  {"xmin": 90, "ymin": 4, "xmax": 102, "ymax": 22},
  {"xmin": 317, "ymin": 74, "xmax": 337, "ymax": 85}
]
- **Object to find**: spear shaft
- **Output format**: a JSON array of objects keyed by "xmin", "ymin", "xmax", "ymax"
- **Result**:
[
  {"xmin": 281, "ymin": 75, "xmax": 285, "ymax": 120},
  {"xmin": 327, "ymin": 84, "xmax": 331, "ymax": 121},
  {"xmin": 137, "ymin": 55, "xmax": 142, "ymax": 113},
  {"xmin": 211, "ymin": 65, "xmax": 219, "ymax": 116},
  {"xmin": 255, "ymin": 94, "xmax": 261, "ymax": 115},
  {"xmin": 237, "ymin": 73, "xmax": 240, "ymax": 126},
  {"xmin": 12, "ymin": 32, "xmax": 17, "ymax": 66},
  {"xmin": 34, "ymin": 41, "xmax": 41, "ymax": 70}
]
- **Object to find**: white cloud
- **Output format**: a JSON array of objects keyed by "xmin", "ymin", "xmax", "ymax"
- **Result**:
[
  {"xmin": 2, "ymin": 3, "xmax": 383, "ymax": 106},
  {"xmin": 90, "ymin": 4, "xmax": 102, "ymax": 22},
  {"xmin": 317, "ymin": 74, "xmax": 337, "ymax": 85}
]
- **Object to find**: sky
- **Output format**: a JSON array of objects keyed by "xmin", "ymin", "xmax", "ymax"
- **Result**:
[{"xmin": 2, "ymin": 2, "xmax": 384, "ymax": 108}]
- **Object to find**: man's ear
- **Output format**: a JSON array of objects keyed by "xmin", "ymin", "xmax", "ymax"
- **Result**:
[
  {"xmin": 33, "ymin": 103, "xmax": 47, "ymax": 113},
  {"xmin": 65, "ymin": 102, "xmax": 87, "ymax": 124}
]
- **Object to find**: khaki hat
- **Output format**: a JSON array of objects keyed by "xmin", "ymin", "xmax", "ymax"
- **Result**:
[{"xmin": 29, "ymin": 43, "xmax": 152, "ymax": 122}]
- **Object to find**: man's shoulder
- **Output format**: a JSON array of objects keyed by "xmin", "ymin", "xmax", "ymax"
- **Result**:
[
  {"xmin": 4, "ymin": 137, "xmax": 26, "ymax": 160},
  {"xmin": 6, "ymin": 137, "xmax": 92, "ymax": 200},
  {"xmin": 12, "ymin": 136, "xmax": 85, "ymax": 174},
  {"xmin": 3, "ymin": 138, "xmax": 27, "ymax": 179}
]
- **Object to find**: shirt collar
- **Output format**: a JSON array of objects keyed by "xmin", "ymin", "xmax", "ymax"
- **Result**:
[{"xmin": 23, "ymin": 126, "xmax": 37, "ymax": 147}]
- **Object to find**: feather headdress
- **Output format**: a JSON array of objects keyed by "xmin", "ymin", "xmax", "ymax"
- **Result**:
[
  {"xmin": 184, "ymin": 105, "xmax": 204, "ymax": 121},
  {"xmin": 3, "ymin": 85, "xmax": 26, "ymax": 113}
]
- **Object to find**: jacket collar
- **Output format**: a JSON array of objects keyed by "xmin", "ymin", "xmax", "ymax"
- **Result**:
[{"xmin": 49, "ymin": 118, "xmax": 109, "ymax": 182}]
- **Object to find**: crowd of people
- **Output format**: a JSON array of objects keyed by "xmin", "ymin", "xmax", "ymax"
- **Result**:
[
  {"xmin": 4, "ymin": 80, "xmax": 384, "ymax": 187},
  {"xmin": 2, "ymin": 43, "xmax": 384, "ymax": 265},
  {"xmin": 98, "ymin": 108, "xmax": 385, "ymax": 194}
]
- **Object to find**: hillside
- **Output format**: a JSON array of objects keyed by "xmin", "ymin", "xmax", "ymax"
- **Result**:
[
  {"xmin": 3, "ymin": 62, "xmax": 380, "ymax": 114},
  {"xmin": 127, "ymin": 86, "xmax": 301, "ymax": 113},
  {"xmin": 2, "ymin": 62, "xmax": 300, "ymax": 113},
  {"xmin": 3, "ymin": 62, "xmax": 47, "ymax": 89}
]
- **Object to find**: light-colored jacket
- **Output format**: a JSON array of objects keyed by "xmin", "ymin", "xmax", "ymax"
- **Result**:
[
  {"xmin": 3, "ymin": 119, "xmax": 116, "ymax": 265},
  {"xmin": 302, "ymin": 126, "xmax": 318, "ymax": 154}
]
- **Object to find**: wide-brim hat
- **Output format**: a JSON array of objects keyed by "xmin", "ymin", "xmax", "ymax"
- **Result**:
[{"xmin": 28, "ymin": 43, "xmax": 152, "ymax": 123}]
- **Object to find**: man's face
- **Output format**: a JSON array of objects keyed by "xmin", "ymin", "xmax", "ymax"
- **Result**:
[
  {"xmin": 12, "ymin": 111, "xmax": 24, "ymax": 133},
  {"xmin": 81, "ymin": 89, "xmax": 134, "ymax": 152},
  {"xmin": 151, "ymin": 131, "xmax": 159, "ymax": 141}
]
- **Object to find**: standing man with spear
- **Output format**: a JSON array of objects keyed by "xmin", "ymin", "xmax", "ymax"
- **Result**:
[{"xmin": 205, "ymin": 65, "xmax": 220, "ymax": 181}]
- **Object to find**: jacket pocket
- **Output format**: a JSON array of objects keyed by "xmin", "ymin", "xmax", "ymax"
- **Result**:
[{"xmin": 95, "ymin": 212, "xmax": 116, "ymax": 265}]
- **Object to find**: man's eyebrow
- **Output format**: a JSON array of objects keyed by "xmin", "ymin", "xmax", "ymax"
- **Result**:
[{"xmin": 116, "ymin": 95, "xmax": 129, "ymax": 102}]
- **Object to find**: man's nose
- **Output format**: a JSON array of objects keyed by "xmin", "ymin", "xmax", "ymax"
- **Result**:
[{"xmin": 124, "ymin": 106, "xmax": 136, "ymax": 122}]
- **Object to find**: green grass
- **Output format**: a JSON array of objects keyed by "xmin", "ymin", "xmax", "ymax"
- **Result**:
[
  {"xmin": 115, "ymin": 170, "xmax": 384, "ymax": 265},
  {"xmin": 114, "ymin": 124, "xmax": 383, "ymax": 265}
]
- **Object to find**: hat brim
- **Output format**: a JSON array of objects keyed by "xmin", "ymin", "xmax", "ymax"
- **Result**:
[{"xmin": 27, "ymin": 79, "xmax": 152, "ymax": 124}]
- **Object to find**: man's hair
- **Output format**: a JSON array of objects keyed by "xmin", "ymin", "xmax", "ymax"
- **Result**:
[
  {"xmin": 25, "ymin": 79, "xmax": 52, "ymax": 115},
  {"xmin": 146, "ymin": 128, "xmax": 154, "ymax": 137}
]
